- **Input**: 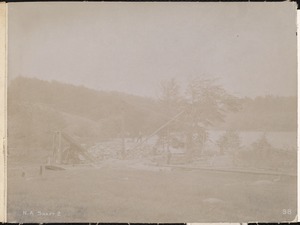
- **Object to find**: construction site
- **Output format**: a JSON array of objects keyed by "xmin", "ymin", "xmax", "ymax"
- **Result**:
[
  {"xmin": 6, "ymin": 77, "xmax": 297, "ymax": 223},
  {"xmin": 7, "ymin": 103, "xmax": 297, "ymax": 223}
]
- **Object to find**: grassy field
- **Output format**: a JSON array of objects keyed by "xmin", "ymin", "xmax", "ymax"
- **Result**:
[{"xmin": 7, "ymin": 161, "xmax": 297, "ymax": 223}]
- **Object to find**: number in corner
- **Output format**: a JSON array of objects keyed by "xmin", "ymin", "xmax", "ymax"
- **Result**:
[{"xmin": 282, "ymin": 209, "xmax": 292, "ymax": 215}]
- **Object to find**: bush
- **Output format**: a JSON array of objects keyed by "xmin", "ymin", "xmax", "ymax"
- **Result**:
[{"xmin": 217, "ymin": 130, "xmax": 241, "ymax": 155}]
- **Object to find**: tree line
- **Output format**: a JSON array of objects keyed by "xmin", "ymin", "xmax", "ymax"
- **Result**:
[{"xmin": 8, "ymin": 76, "xmax": 296, "ymax": 151}]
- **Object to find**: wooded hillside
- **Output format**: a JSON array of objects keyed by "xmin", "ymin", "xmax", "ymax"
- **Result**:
[{"xmin": 8, "ymin": 77, "xmax": 297, "ymax": 149}]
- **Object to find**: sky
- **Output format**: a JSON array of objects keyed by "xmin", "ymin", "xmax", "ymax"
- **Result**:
[{"xmin": 8, "ymin": 2, "xmax": 297, "ymax": 98}]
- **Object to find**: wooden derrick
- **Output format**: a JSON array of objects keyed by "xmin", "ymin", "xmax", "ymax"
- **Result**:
[{"xmin": 52, "ymin": 131, "xmax": 95, "ymax": 165}]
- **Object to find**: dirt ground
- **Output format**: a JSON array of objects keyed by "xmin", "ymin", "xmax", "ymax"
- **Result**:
[{"xmin": 7, "ymin": 161, "xmax": 297, "ymax": 223}]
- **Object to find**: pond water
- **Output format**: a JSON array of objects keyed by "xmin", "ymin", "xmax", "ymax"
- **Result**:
[{"xmin": 206, "ymin": 130, "xmax": 297, "ymax": 150}]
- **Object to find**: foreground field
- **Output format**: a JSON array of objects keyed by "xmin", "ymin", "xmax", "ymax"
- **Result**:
[{"xmin": 8, "ymin": 161, "xmax": 297, "ymax": 223}]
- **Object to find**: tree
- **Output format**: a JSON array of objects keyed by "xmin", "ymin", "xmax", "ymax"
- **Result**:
[
  {"xmin": 183, "ymin": 78, "xmax": 240, "ymax": 158},
  {"xmin": 159, "ymin": 78, "xmax": 182, "ymax": 109},
  {"xmin": 217, "ymin": 130, "xmax": 241, "ymax": 155},
  {"xmin": 252, "ymin": 133, "xmax": 272, "ymax": 159}
]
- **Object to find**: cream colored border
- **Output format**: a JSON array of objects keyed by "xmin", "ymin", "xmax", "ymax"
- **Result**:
[
  {"xmin": 295, "ymin": 7, "xmax": 300, "ymax": 225},
  {"xmin": 0, "ymin": 2, "xmax": 7, "ymax": 223},
  {"xmin": 0, "ymin": 2, "xmax": 297, "ymax": 223}
]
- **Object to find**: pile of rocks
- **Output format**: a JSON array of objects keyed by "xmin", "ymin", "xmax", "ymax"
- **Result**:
[{"xmin": 88, "ymin": 139, "xmax": 123, "ymax": 160}]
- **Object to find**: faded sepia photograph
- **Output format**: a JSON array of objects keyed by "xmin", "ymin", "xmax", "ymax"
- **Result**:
[{"xmin": 7, "ymin": 2, "xmax": 297, "ymax": 223}]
